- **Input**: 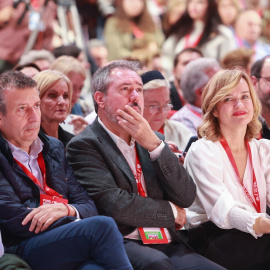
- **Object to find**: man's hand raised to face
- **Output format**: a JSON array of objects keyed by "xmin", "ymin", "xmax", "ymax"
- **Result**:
[{"xmin": 116, "ymin": 105, "xmax": 162, "ymax": 152}]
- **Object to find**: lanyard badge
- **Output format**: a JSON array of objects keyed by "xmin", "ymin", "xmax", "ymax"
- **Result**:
[{"xmin": 134, "ymin": 148, "xmax": 169, "ymax": 244}]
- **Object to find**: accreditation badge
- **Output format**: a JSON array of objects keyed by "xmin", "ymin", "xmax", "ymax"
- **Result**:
[
  {"xmin": 40, "ymin": 194, "xmax": 68, "ymax": 205},
  {"xmin": 138, "ymin": 227, "xmax": 169, "ymax": 244}
]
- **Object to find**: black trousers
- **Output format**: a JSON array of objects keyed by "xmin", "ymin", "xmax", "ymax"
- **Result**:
[
  {"xmin": 187, "ymin": 221, "xmax": 270, "ymax": 270},
  {"xmin": 124, "ymin": 238, "xmax": 225, "ymax": 270}
]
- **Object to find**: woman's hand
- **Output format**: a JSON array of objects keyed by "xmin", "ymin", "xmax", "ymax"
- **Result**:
[
  {"xmin": 167, "ymin": 141, "xmax": 185, "ymax": 164},
  {"xmin": 253, "ymin": 217, "xmax": 270, "ymax": 235},
  {"xmin": 68, "ymin": 115, "xmax": 88, "ymax": 135}
]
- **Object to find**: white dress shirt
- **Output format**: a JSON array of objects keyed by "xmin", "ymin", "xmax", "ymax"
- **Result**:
[
  {"xmin": 184, "ymin": 138, "xmax": 270, "ymax": 238},
  {"xmin": 8, "ymin": 137, "xmax": 44, "ymax": 192}
]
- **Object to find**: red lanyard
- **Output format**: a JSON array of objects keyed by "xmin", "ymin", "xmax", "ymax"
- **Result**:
[
  {"xmin": 158, "ymin": 126, "xmax": 164, "ymax": 135},
  {"xmin": 184, "ymin": 33, "xmax": 203, "ymax": 48},
  {"xmin": 134, "ymin": 148, "xmax": 146, "ymax": 197},
  {"xmin": 131, "ymin": 22, "xmax": 144, "ymax": 39},
  {"xmin": 220, "ymin": 139, "xmax": 261, "ymax": 213},
  {"xmin": 187, "ymin": 104, "xmax": 202, "ymax": 118},
  {"xmin": 15, "ymin": 152, "xmax": 63, "ymax": 198}
]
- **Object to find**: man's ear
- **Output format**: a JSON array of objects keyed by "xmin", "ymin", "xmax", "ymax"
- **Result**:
[
  {"xmin": 94, "ymin": 91, "xmax": 105, "ymax": 109},
  {"xmin": 251, "ymin": 76, "xmax": 258, "ymax": 90}
]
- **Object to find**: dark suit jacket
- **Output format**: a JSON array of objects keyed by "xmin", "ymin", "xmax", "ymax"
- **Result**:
[{"xmin": 67, "ymin": 118, "xmax": 196, "ymax": 242}]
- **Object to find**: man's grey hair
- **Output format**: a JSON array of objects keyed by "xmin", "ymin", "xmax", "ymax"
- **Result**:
[
  {"xmin": 91, "ymin": 60, "xmax": 141, "ymax": 112},
  {"xmin": 87, "ymin": 39, "xmax": 107, "ymax": 50},
  {"xmin": 180, "ymin": 58, "xmax": 220, "ymax": 105},
  {"xmin": 143, "ymin": 79, "xmax": 170, "ymax": 91},
  {"xmin": 0, "ymin": 71, "xmax": 37, "ymax": 115},
  {"xmin": 19, "ymin": 49, "xmax": 55, "ymax": 66}
]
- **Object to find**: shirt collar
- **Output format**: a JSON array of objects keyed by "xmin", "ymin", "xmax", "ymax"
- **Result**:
[
  {"xmin": 7, "ymin": 137, "xmax": 44, "ymax": 159},
  {"xmin": 98, "ymin": 117, "xmax": 135, "ymax": 149}
]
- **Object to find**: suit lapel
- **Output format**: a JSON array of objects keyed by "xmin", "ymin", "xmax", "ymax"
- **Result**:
[{"xmin": 91, "ymin": 120, "xmax": 137, "ymax": 191}]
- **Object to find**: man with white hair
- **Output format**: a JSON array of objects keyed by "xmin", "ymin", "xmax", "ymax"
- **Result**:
[
  {"xmin": 142, "ymin": 70, "xmax": 192, "ymax": 151},
  {"xmin": 171, "ymin": 58, "xmax": 220, "ymax": 135},
  {"xmin": 235, "ymin": 10, "xmax": 270, "ymax": 60}
]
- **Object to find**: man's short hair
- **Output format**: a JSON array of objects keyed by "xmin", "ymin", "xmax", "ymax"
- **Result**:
[
  {"xmin": 91, "ymin": 60, "xmax": 141, "ymax": 112},
  {"xmin": 251, "ymin": 55, "xmax": 270, "ymax": 78},
  {"xmin": 180, "ymin": 58, "xmax": 219, "ymax": 105},
  {"xmin": 0, "ymin": 71, "xmax": 37, "ymax": 115},
  {"xmin": 173, "ymin": 47, "xmax": 203, "ymax": 68}
]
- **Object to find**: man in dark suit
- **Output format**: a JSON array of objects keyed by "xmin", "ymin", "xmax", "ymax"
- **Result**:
[
  {"xmin": 0, "ymin": 70, "xmax": 132, "ymax": 270},
  {"xmin": 67, "ymin": 60, "xmax": 224, "ymax": 270}
]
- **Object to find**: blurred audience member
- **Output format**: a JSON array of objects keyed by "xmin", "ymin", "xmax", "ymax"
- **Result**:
[
  {"xmin": 142, "ymin": 70, "xmax": 192, "ymax": 151},
  {"xmin": 87, "ymin": 39, "xmax": 108, "ymax": 68},
  {"xmin": 33, "ymin": 70, "xmax": 74, "ymax": 148},
  {"xmin": 171, "ymin": 47, "xmax": 203, "ymax": 111},
  {"xmin": 19, "ymin": 50, "xmax": 55, "ymax": 71},
  {"xmin": 146, "ymin": 53, "xmax": 165, "ymax": 75},
  {"xmin": 0, "ymin": 0, "xmax": 57, "ymax": 73},
  {"xmin": 52, "ymin": 45, "xmax": 90, "ymax": 72},
  {"xmin": 50, "ymin": 56, "xmax": 91, "ymax": 116},
  {"xmin": 251, "ymin": 55, "xmax": 270, "ymax": 139},
  {"xmin": 262, "ymin": 4, "xmax": 270, "ymax": 43},
  {"xmin": 162, "ymin": 0, "xmax": 187, "ymax": 38},
  {"xmin": 235, "ymin": 10, "xmax": 270, "ymax": 60},
  {"xmin": 171, "ymin": 58, "xmax": 220, "ymax": 135},
  {"xmin": 217, "ymin": 0, "xmax": 240, "ymax": 32},
  {"xmin": 147, "ymin": 0, "xmax": 168, "ymax": 26},
  {"xmin": 104, "ymin": 0, "xmax": 164, "ymax": 61},
  {"xmin": 162, "ymin": 0, "xmax": 236, "ymax": 74},
  {"xmin": 50, "ymin": 56, "xmax": 91, "ymax": 134},
  {"xmin": 13, "ymin": 63, "xmax": 41, "ymax": 78},
  {"xmin": 221, "ymin": 48, "xmax": 255, "ymax": 76}
]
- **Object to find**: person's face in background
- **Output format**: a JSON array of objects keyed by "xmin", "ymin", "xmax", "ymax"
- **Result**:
[
  {"xmin": 122, "ymin": 0, "xmax": 144, "ymax": 18},
  {"xmin": 68, "ymin": 72, "xmax": 85, "ymax": 107},
  {"xmin": 90, "ymin": 46, "xmax": 108, "ymax": 68},
  {"xmin": 236, "ymin": 11, "xmax": 262, "ymax": 45},
  {"xmin": 143, "ymin": 87, "xmax": 171, "ymax": 131},
  {"xmin": 218, "ymin": 0, "xmax": 238, "ymax": 26},
  {"xmin": 20, "ymin": 67, "xmax": 40, "ymax": 78},
  {"xmin": 34, "ymin": 59, "xmax": 51, "ymax": 71},
  {"xmin": 187, "ymin": 0, "xmax": 208, "ymax": 22},
  {"xmin": 40, "ymin": 80, "xmax": 70, "ymax": 124},
  {"xmin": 77, "ymin": 52, "xmax": 91, "ymax": 70},
  {"xmin": 255, "ymin": 58, "xmax": 270, "ymax": 108},
  {"xmin": 174, "ymin": 51, "xmax": 202, "ymax": 83}
]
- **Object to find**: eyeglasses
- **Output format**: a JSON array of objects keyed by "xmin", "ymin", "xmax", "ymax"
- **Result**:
[{"xmin": 144, "ymin": 104, "xmax": 173, "ymax": 114}]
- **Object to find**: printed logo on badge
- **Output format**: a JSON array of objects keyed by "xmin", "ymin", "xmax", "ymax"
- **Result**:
[{"xmin": 139, "ymin": 227, "xmax": 169, "ymax": 244}]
